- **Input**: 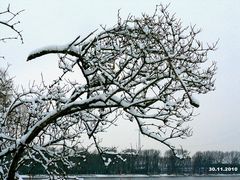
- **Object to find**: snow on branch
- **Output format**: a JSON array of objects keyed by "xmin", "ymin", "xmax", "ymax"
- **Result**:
[
  {"xmin": 1, "ymin": 4, "xmax": 217, "ymax": 179},
  {"xmin": 27, "ymin": 36, "xmax": 81, "ymax": 61}
]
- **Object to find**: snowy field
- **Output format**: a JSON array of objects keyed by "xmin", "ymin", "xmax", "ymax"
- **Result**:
[{"xmin": 19, "ymin": 174, "xmax": 240, "ymax": 180}]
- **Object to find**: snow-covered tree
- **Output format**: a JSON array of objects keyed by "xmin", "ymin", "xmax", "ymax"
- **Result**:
[
  {"xmin": 0, "ymin": 5, "xmax": 217, "ymax": 179},
  {"xmin": 0, "ymin": 5, "xmax": 25, "ymax": 179},
  {"xmin": 0, "ymin": 68, "xmax": 13, "ymax": 108}
]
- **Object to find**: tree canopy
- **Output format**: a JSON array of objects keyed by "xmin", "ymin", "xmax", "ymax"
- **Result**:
[{"xmin": 0, "ymin": 4, "xmax": 216, "ymax": 179}]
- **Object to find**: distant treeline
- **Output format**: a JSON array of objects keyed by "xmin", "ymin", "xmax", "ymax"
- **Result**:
[{"xmin": 20, "ymin": 149, "xmax": 240, "ymax": 175}]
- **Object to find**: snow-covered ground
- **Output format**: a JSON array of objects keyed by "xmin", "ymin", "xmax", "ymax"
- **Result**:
[{"xmin": 19, "ymin": 174, "xmax": 240, "ymax": 180}]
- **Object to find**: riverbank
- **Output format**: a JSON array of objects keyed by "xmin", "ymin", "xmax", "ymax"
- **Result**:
[{"xmin": 20, "ymin": 174, "xmax": 240, "ymax": 180}]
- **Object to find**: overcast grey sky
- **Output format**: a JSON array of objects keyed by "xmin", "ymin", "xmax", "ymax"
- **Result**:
[{"xmin": 1, "ymin": 0, "xmax": 240, "ymax": 154}]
